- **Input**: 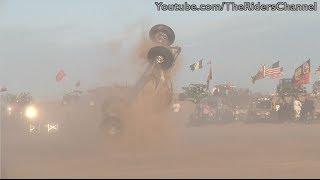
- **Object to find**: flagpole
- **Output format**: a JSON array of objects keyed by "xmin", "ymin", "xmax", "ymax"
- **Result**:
[
  {"xmin": 0, "ymin": 92, "xmax": 5, "ymax": 178},
  {"xmin": 210, "ymin": 61, "xmax": 212, "ymax": 91},
  {"xmin": 206, "ymin": 60, "xmax": 212, "ymax": 92},
  {"xmin": 0, "ymin": 93, "xmax": 2, "ymax": 179},
  {"xmin": 0, "ymin": 91, "xmax": 8, "ymax": 178},
  {"xmin": 309, "ymin": 59, "xmax": 312, "ymax": 86},
  {"xmin": 208, "ymin": 63, "xmax": 211, "ymax": 91}
]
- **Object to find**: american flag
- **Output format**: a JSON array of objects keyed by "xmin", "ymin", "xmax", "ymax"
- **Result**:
[{"xmin": 265, "ymin": 61, "xmax": 283, "ymax": 79}]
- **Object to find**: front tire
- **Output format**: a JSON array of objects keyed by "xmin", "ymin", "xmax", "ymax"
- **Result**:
[{"xmin": 100, "ymin": 116, "xmax": 123, "ymax": 138}]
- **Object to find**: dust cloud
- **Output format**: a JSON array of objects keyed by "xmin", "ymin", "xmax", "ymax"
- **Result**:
[
  {"xmin": 99, "ymin": 21, "xmax": 183, "ymax": 153},
  {"xmin": 4, "ymin": 21, "xmax": 320, "ymax": 179},
  {"xmin": 102, "ymin": 30, "xmax": 182, "ymax": 152}
]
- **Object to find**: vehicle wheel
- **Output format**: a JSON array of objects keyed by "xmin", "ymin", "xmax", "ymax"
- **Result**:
[
  {"xmin": 100, "ymin": 116, "xmax": 123, "ymax": 138},
  {"xmin": 149, "ymin": 24, "xmax": 175, "ymax": 46}
]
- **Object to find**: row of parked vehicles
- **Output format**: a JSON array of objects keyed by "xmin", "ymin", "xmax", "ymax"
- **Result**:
[
  {"xmin": 188, "ymin": 94, "xmax": 320, "ymax": 126},
  {"xmin": 184, "ymin": 79, "xmax": 320, "ymax": 126}
]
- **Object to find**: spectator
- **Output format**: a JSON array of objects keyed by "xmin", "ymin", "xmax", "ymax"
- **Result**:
[
  {"xmin": 302, "ymin": 97, "xmax": 315, "ymax": 122},
  {"xmin": 293, "ymin": 97, "xmax": 302, "ymax": 120},
  {"xmin": 172, "ymin": 103, "xmax": 181, "ymax": 113}
]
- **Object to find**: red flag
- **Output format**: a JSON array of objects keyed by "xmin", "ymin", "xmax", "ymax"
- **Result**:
[
  {"xmin": 56, "ymin": 70, "xmax": 66, "ymax": 82},
  {"xmin": 293, "ymin": 60, "xmax": 311, "ymax": 86}
]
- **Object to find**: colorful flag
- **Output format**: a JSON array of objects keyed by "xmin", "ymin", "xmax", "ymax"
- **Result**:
[
  {"xmin": 56, "ymin": 69, "xmax": 66, "ymax": 82},
  {"xmin": 293, "ymin": 59, "xmax": 311, "ymax": 86},
  {"xmin": 251, "ymin": 65, "xmax": 266, "ymax": 84},
  {"xmin": 190, "ymin": 59, "xmax": 203, "ymax": 71},
  {"xmin": 265, "ymin": 61, "xmax": 283, "ymax": 79}
]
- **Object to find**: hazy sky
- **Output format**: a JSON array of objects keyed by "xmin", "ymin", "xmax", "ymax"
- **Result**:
[{"xmin": 0, "ymin": 0, "xmax": 319, "ymax": 99}]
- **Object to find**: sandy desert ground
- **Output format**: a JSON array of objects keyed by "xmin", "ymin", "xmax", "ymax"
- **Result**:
[{"xmin": 2, "ymin": 101, "xmax": 320, "ymax": 179}]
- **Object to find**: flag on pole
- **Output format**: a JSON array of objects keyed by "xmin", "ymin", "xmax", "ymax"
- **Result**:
[
  {"xmin": 56, "ymin": 69, "xmax": 66, "ymax": 82},
  {"xmin": 293, "ymin": 59, "xmax": 311, "ymax": 86},
  {"xmin": 265, "ymin": 61, "xmax": 283, "ymax": 79},
  {"xmin": 251, "ymin": 65, "xmax": 266, "ymax": 84},
  {"xmin": 190, "ymin": 59, "xmax": 203, "ymax": 71}
]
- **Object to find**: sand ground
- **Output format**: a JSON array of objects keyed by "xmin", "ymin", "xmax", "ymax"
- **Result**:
[{"xmin": 2, "ymin": 101, "xmax": 320, "ymax": 178}]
